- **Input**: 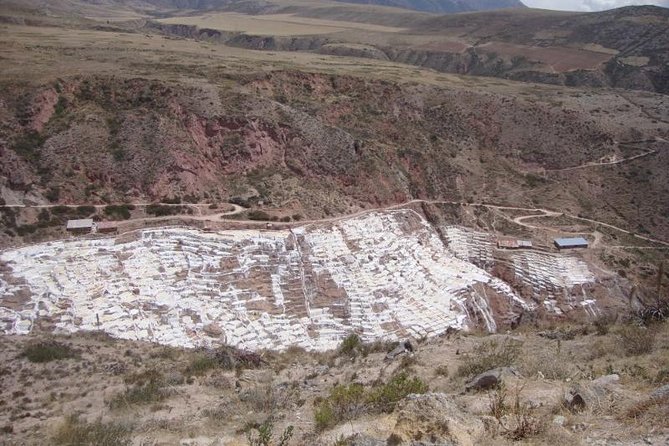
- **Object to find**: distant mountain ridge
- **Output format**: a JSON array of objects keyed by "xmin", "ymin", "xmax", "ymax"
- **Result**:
[{"xmin": 333, "ymin": 0, "xmax": 526, "ymax": 13}]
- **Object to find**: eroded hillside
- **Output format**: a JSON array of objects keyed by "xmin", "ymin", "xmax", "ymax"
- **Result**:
[{"xmin": 2, "ymin": 71, "xmax": 668, "ymax": 241}]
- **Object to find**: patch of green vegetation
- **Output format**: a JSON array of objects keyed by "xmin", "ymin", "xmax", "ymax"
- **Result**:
[
  {"xmin": 335, "ymin": 334, "xmax": 397, "ymax": 359},
  {"xmin": 246, "ymin": 419, "xmax": 294, "ymax": 446},
  {"xmin": 338, "ymin": 333, "xmax": 361, "ymax": 356},
  {"xmin": 523, "ymin": 173, "xmax": 547, "ymax": 188},
  {"xmin": 52, "ymin": 415, "xmax": 132, "ymax": 446},
  {"xmin": 11, "ymin": 131, "xmax": 45, "ymax": 163},
  {"xmin": 247, "ymin": 210, "xmax": 271, "ymax": 221},
  {"xmin": 366, "ymin": 372, "xmax": 428, "ymax": 412},
  {"xmin": 16, "ymin": 224, "xmax": 38, "ymax": 236},
  {"xmin": 111, "ymin": 144, "xmax": 126, "ymax": 162},
  {"xmin": 76, "ymin": 205, "xmax": 96, "ymax": 217},
  {"xmin": 51, "ymin": 205, "xmax": 70, "ymax": 214},
  {"xmin": 103, "ymin": 204, "xmax": 134, "ymax": 220},
  {"xmin": 45, "ymin": 187, "xmax": 60, "ymax": 202},
  {"xmin": 145, "ymin": 204, "xmax": 191, "ymax": 217},
  {"xmin": 160, "ymin": 196, "xmax": 181, "ymax": 204},
  {"xmin": 21, "ymin": 341, "xmax": 77, "ymax": 363},
  {"xmin": 314, "ymin": 371, "xmax": 428, "ymax": 431},
  {"xmin": 53, "ymin": 96, "xmax": 68, "ymax": 118}
]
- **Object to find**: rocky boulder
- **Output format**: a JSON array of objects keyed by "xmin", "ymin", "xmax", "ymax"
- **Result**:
[
  {"xmin": 391, "ymin": 393, "xmax": 484, "ymax": 446},
  {"xmin": 465, "ymin": 367, "xmax": 520, "ymax": 392}
]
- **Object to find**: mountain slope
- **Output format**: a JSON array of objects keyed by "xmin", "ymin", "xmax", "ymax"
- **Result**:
[
  {"xmin": 333, "ymin": 0, "xmax": 525, "ymax": 13},
  {"xmin": 1, "ymin": 72, "xmax": 667, "ymax": 241}
]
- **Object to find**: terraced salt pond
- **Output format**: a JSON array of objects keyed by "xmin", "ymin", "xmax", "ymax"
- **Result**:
[{"xmin": 0, "ymin": 210, "xmax": 597, "ymax": 350}]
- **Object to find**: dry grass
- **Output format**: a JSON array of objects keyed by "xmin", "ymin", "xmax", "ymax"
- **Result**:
[
  {"xmin": 157, "ymin": 12, "xmax": 405, "ymax": 35},
  {"xmin": 617, "ymin": 324, "xmax": 655, "ymax": 356},
  {"xmin": 488, "ymin": 384, "xmax": 546, "ymax": 441},
  {"xmin": 456, "ymin": 339, "xmax": 521, "ymax": 378},
  {"xmin": 51, "ymin": 415, "xmax": 132, "ymax": 446}
]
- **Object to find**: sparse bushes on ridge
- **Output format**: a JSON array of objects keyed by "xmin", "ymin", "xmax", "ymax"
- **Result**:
[
  {"xmin": 108, "ymin": 369, "xmax": 169, "ymax": 409},
  {"xmin": 335, "ymin": 334, "xmax": 398, "ymax": 359},
  {"xmin": 618, "ymin": 324, "xmax": 655, "ymax": 356},
  {"xmin": 489, "ymin": 384, "xmax": 545, "ymax": 440},
  {"xmin": 52, "ymin": 415, "xmax": 132, "ymax": 446},
  {"xmin": 457, "ymin": 340, "xmax": 521, "ymax": 378},
  {"xmin": 145, "ymin": 204, "xmax": 192, "ymax": 217},
  {"xmin": 185, "ymin": 355, "xmax": 218, "ymax": 376},
  {"xmin": 21, "ymin": 341, "xmax": 76, "ymax": 363},
  {"xmin": 593, "ymin": 313, "xmax": 618, "ymax": 336},
  {"xmin": 12, "ymin": 130, "xmax": 45, "ymax": 163}
]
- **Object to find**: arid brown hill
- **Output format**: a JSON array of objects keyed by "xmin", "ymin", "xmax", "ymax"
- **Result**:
[
  {"xmin": 334, "ymin": 0, "xmax": 525, "ymax": 13},
  {"xmin": 1, "ymin": 72, "xmax": 668, "ymax": 240}
]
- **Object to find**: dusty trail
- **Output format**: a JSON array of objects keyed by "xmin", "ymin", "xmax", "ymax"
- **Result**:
[
  {"xmin": 1, "ymin": 199, "xmax": 668, "ymax": 248},
  {"xmin": 546, "ymin": 149, "xmax": 658, "ymax": 172},
  {"xmin": 0, "ymin": 202, "xmax": 245, "ymax": 214},
  {"xmin": 545, "ymin": 137, "xmax": 665, "ymax": 172}
]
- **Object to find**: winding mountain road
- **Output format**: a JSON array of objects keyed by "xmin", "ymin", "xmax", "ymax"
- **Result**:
[{"xmin": 1, "ymin": 198, "xmax": 667, "ymax": 248}]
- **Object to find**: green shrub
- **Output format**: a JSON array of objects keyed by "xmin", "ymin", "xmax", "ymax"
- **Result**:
[
  {"xmin": 46, "ymin": 187, "xmax": 60, "ymax": 202},
  {"xmin": 76, "ymin": 205, "xmax": 96, "ymax": 217},
  {"xmin": 21, "ymin": 341, "xmax": 76, "ymax": 363},
  {"xmin": 103, "ymin": 205, "xmax": 131, "ymax": 220},
  {"xmin": 160, "ymin": 196, "xmax": 181, "ymax": 204},
  {"xmin": 366, "ymin": 372, "xmax": 428, "ymax": 413},
  {"xmin": 52, "ymin": 415, "xmax": 131, "ymax": 446},
  {"xmin": 314, "ymin": 373, "xmax": 428, "ymax": 431},
  {"xmin": 314, "ymin": 404, "xmax": 336, "ymax": 432},
  {"xmin": 456, "ymin": 340, "xmax": 521, "ymax": 378},
  {"xmin": 146, "ymin": 204, "xmax": 190, "ymax": 217},
  {"xmin": 315, "ymin": 383, "xmax": 365, "ymax": 431},
  {"xmin": 247, "ymin": 210, "xmax": 271, "ymax": 221},
  {"xmin": 12, "ymin": 131, "xmax": 45, "ymax": 162},
  {"xmin": 16, "ymin": 224, "xmax": 38, "ymax": 236},
  {"xmin": 246, "ymin": 419, "xmax": 294, "ymax": 446},
  {"xmin": 51, "ymin": 205, "xmax": 70, "ymax": 214},
  {"xmin": 338, "ymin": 333, "xmax": 362, "ymax": 357}
]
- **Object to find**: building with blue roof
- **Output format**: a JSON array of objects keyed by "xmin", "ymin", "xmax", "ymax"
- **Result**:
[{"xmin": 554, "ymin": 237, "xmax": 589, "ymax": 250}]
